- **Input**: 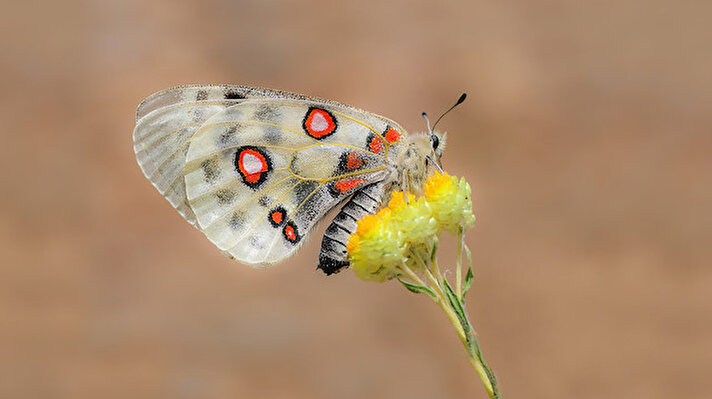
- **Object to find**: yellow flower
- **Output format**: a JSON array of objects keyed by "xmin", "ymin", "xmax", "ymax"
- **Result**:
[
  {"xmin": 343, "ymin": 172, "xmax": 498, "ymax": 398},
  {"xmin": 348, "ymin": 172, "xmax": 476, "ymax": 282},
  {"xmin": 389, "ymin": 195, "xmax": 437, "ymax": 245},
  {"xmin": 424, "ymin": 172, "xmax": 476, "ymax": 234},
  {"xmin": 347, "ymin": 207, "xmax": 405, "ymax": 282},
  {"xmin": 386, "ymin": 191, "xmax": 415, "ymax": 211}
]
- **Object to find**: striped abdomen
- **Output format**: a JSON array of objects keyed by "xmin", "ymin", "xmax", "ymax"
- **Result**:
[{"xmin": 317, "ymin": 182, "xmax": 389, "ymax": 275}]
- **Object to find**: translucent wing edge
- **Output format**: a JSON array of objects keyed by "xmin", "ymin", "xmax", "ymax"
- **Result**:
[{"xmin": 135, "ymin": 84, "xmax": 408, "ymax": 134}]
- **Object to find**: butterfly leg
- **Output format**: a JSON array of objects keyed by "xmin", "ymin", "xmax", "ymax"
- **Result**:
[
  {"xmin": 426, "ymin": 155, "xmax": 444, "ymax": 173},
  {"xmin": 401, "ymin": 169, "xmax": 410, "ymax": 204}
]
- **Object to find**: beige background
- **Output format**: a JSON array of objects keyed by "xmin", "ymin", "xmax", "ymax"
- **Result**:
[{"xmin": 1, "ymin": 1, "xmax": 711, "ymax": 398}]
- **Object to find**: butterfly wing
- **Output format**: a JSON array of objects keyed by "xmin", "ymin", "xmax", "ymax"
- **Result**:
[
  {"xmin": 183, "ymin": 98, "xmax": 409, "ymax": 265},
  {"xmin": 133, "ymin": 85, "xmax": 406, "ymax": 226},
  {"xmin": 134, "ymin": 85, "xmax": 409, "ymax": 266}
]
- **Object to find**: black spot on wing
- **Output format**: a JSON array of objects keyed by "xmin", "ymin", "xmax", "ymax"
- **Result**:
[
  {"xmin": 263, "ymin": 126, "xmax": 283, "ymax": 144},
  {"xmin": 258, "ymin": 196, "xmax": 273, "ymax": 207},
  {"xmin": 295, "ymin": 185, "xmax": 334, "ymax": 228},
  {"xmin": 293, "ymin": 180, "xmax": 320, "ymax": 205},
  {"xmin": 248, "ymin": 235, "xmax": 266, "ymax": 250},
  {"xmin": 254, "ymin": 104, "xmax": 279, "ymax": 121},
  {"xmin": 228, "ymin": 212, "xmax": 246, "ymax": 230},
  {"xmin": 192, "ymin": 108, "xmax": 204, "ymax": 122},
  {"xmin": 299, "ymin": 197, "xmax": 321, "ymax": 226},
  {"xmin": 201, "ymin": 158, "xmax": 220, "ymax": 182},
  {"xmin": 215, "ymin": 189, "xmax": 235, "ymax": 205},
  {"xmin": 218, "ymin": 125, "xmax": 239, "ymax": 147},
  {"xmin": 224, "ymin": 90, "xmax": 246, "ymax": 100},
  {"xmin": 196, "ymin": 90, "xmax": 208, "ymax": 101},
  {"xmin": 291, "ymin": 181, "xmax": 323, "ymax": 226}
]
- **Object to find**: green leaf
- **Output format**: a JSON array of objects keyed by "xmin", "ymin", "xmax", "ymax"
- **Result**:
[
  {"xmin": 398, "ymin": 279, "xmax": 436, "ymax": 299},
  {"xmin": 462, "ymin": 266, "xmax": 474, "ymax": 297},
  {"xmin": 443, "ymin": 279, "xmax": 467, "ymax": 327},
  {"xmin": 430, "ymin": 239, "xmax": 439, "ymax": 263}
]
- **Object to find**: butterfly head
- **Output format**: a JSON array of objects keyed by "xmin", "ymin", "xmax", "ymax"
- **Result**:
[
  {"xmin": 430, "ymin": 130, "xmax": 447, "ymax": 159},
  {"xmin": 421, "ymin": 116, "xmax": 447, "ymax": 168}
]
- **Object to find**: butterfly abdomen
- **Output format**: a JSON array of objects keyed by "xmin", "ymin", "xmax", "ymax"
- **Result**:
[{"xmin": 317, "ymin": 182, "xmax": 390, "ymax": 275}]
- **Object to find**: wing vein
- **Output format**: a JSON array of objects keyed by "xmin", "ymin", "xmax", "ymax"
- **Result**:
[{"xmin": 188, "ymin": 167, "xmax": 292, "ymax": 201}]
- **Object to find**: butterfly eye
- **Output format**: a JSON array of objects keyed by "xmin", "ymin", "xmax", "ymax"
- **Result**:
[{"xmin": 431, "ymin": 134, "xmax": 440, "ymax": 150}]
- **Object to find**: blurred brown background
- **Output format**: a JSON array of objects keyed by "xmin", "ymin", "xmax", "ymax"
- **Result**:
[{"xmin": 1, "ymin": 1, "xmax": 711, "ymax": 398}]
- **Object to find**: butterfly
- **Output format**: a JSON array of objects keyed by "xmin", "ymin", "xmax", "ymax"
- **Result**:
[{"xmin": 133, "ymin": 85, "xmax": 462, "ymax": 275}]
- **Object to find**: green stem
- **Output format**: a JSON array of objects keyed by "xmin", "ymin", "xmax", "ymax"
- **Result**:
[
  {"xmin": 403, "ymin": 243, "xmax": 500, "ymax": 398},
  {"xmin": 455, "ymin": 228, "xmax": 464, "ymax": 296},
  {"xmin": 409, "ymin": 248, "xmax": 467, "ymax": 340},
  {"xmin": 460, "ymin": 308, "xmax": 499, "ymax": 398},
  {"xmin": 400, "ymin": 261, "xmax": 428, "ymax": 288},
  {"xmin": 431, "ymin": 256, "xmax": 500, "ymax": 398}
]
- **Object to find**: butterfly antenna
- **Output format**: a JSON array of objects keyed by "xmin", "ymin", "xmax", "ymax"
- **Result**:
[
  {"xmin": 432, "ymin": 93, "xmax": 467, "ymax": 130},
  {"xmin": 422, "ymin": 112, "xmax": 433, "ymax": 135}
]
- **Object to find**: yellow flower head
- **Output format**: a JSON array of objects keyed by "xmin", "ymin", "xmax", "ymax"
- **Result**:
[
  {"xmin": 347, "ymin": 172, "xmax": 476, "ymax": 282},
  {"xmin": 386, "ymin": 191, "xmax": 415, "ymax": 211},
  {"xmin": 389, "ymin": 195, "xmax": 437, "ymax": 244},
  {"xmin": 424, "ymin": 172, "xmax": 476, "ymax": 234},
  {"xmin": 347, "ymin": 207, "xmax": 405, "ymax": 282}
]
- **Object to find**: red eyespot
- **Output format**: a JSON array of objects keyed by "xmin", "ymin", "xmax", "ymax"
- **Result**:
[
  {"xmin": 235, "ymin": 147, "xmax": 272, "ymax": 188},
  {"xmin": 268, "ymin": 207, "xmax": 286, "ymax": 227},
  {"xmin": 334, "ymin": 178, "xmax": 365, "ymax": 194},
  {"xmin": 384, "ymin": 127, "xmax": 401, "ymax": 143},
  {"xmin": 283, "ymin": 221, "xmax": 300, "ymax": 243},
  {"xmin": 367, "ymin": 133, "xmax": 385, "ymax": 154},
  {"xmin": 345, "ymin": 152, "xmax": 363, "ymax": 169},
  {"xmin": 303, "ymin": 108, "xmax": 337, "ymax": 139}
]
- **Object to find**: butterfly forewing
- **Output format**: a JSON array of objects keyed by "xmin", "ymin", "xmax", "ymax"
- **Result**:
[{"xmin": 134, "ymin": 85, "xmax": 411, "ymax": 267}]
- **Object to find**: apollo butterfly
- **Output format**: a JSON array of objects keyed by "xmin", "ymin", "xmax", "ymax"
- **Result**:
[{"xmin": 133, "ymin": 85, "xmax": 461, "ymax": 274}]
